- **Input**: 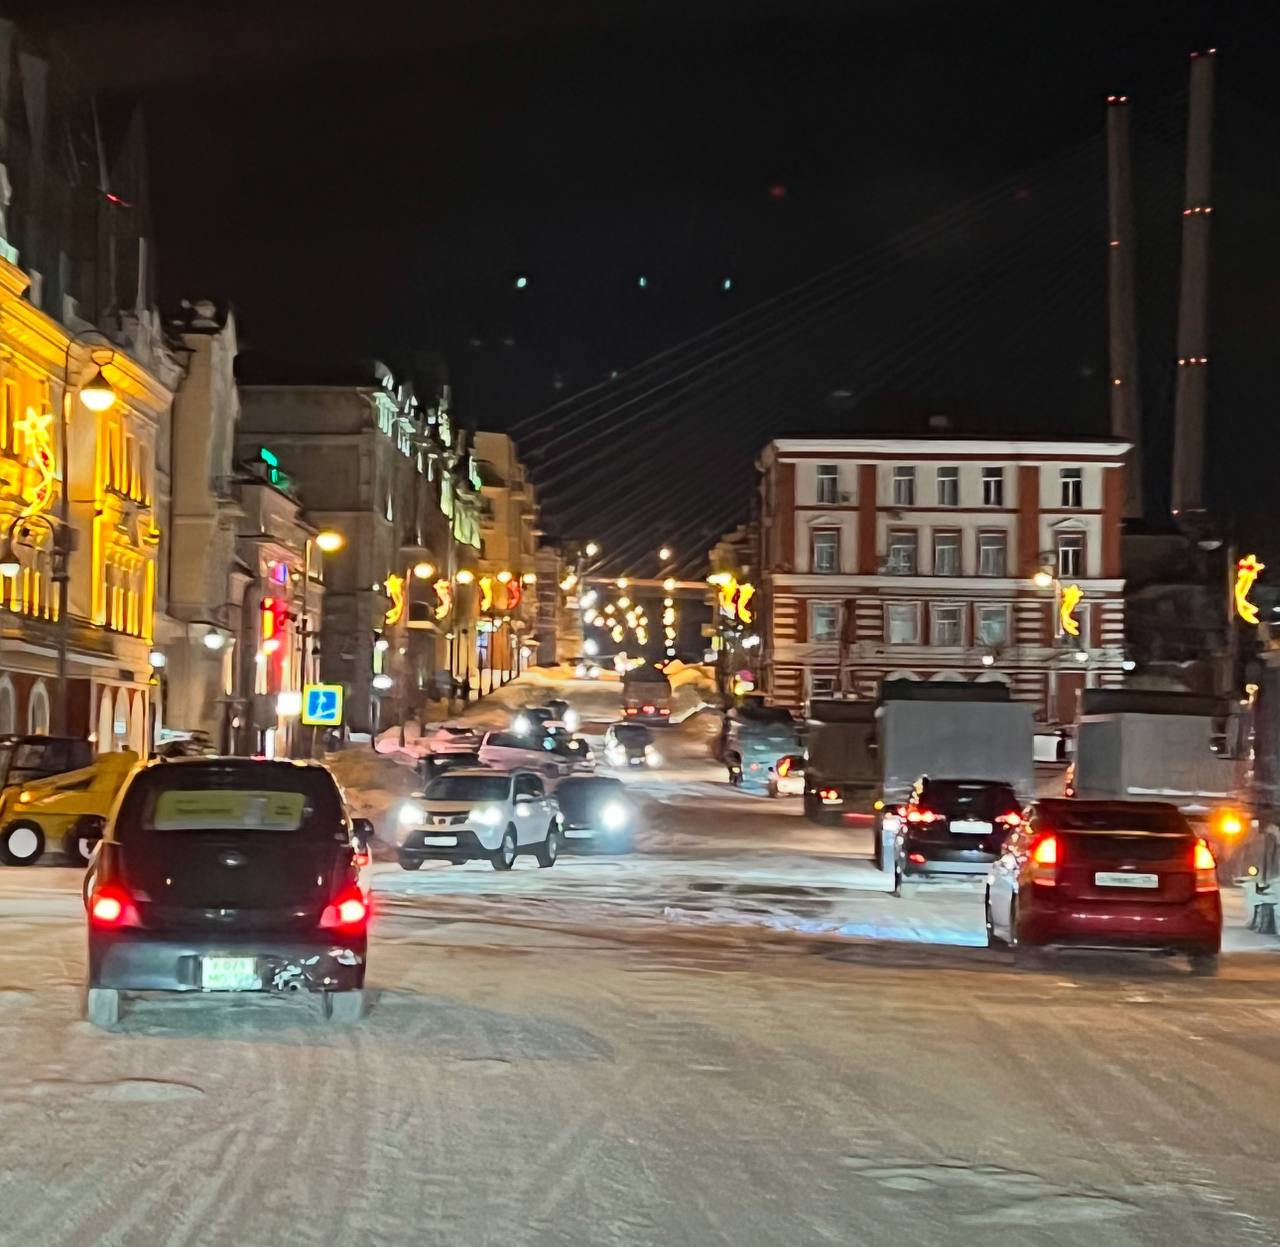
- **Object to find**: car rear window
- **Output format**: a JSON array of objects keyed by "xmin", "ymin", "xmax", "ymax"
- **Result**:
[
  {"xmin": 425, "ymin": 775, "xmax": 510, "ymax": 802},
  {"xmin": 613, "ymin": 725, "xmax": 651, "ymax": 743},
  {"xmin": 923, "ymin": 781, "xmax": 1018, "ymax": 816},
  {"xmin": 118, "ymin": 765, "xmax": 344, "ymax": 837},
  {"xmin": 1047, "ymin": 806, "xmax": 1191, "ymax": 833}
]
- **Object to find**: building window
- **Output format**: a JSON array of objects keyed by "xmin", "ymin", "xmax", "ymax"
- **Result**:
[
  {"xmin": 933, "ymin": 531, "xmax": 961, "ymax": 576},
  {"xmin": 1060, "ymin": 467, "xmax": 1083, "ymax": 508},
  {"xmin": 886, "ymin": 602, "xmax": 920, "ymax": 644},
  {"xmin": 812, "ymin": 529, "xmax": 840, "ymax": 574},
  {"xmin": 937, "ymin": 466, "xmax": 959, "ymax": 506},
  {"xmin": 978, "ymin": 531, "xmax": 1007, "ymax": 577},
  {"xmin": 27, "ymin": 681, "xmax": 50, "ymax": 735},
  {"xmin": 892, "ymin": 466, "xmax": 916, "ymax": 506},
  {"xmin": 810, "ymin": 602, "xmax": 840, "ymax": 642},
  {"xmin": 1057, "ymin": 532, "xmax": 1085, "ymax": 578},
  {"xmin": 816, "ymin": 464, "xmax": 839, "ymax": 505},
  {"xmin": 0, "ymin": 677, "xmax": 14, "ymax": 734},
  {"xmin": 810, "ymin": 671, "xmax": 838, "ymax": 698},
  {"xmin": 982, "ymin": 466, "xmax": 1005, "ymax": 506},
  {"xmin": 977, "ymin": 604, "xmax": 1009, "ymax": 647},
  {"xmin": 886, "ymin": 530, "xmax": 918, "ymax": 575},
  {"xmin": 931, "ymin": 604, "xmax": 963, "ymax": 646}
]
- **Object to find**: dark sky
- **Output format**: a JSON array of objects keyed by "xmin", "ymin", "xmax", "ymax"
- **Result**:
[{"xmin": 15, "ymin": 0, "xmax": 1280, "ymax": 564}]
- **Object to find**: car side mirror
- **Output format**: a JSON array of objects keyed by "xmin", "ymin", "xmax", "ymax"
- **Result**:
[{"xmin": 351, "ymin": 817, "xmax": 375, "ymax": 848}]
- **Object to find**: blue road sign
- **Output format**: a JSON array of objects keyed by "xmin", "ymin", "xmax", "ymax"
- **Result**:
[{"xmin": 301, "ymin": 683, "xmax": 344, "ymax": 727}]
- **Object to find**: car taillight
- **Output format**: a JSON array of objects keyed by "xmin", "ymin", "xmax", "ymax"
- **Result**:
[
  {"xmin": 907, "ymin": 852, "xmax": 927, "ymax": 865},
  {"xmin": 320, "ymin": 885, "xmax": 370, "ymax": 932},
  {"xmin": 624, "ymin": 707, "xmax": 638, "ymax": 716},
  {"xmin": 996, "ymin": 810, "xmax": 1022, "ymax": 827},
  {"xmin": 819, "ymin": 787, "xmax": 841, "ymax": 804},
  {"xmin": 352, "ymin": 849, "xmax": 371, "ymax": 869},
  {"xmin": 89, "ymin": 883, "xmax": 142, "ymax": 929},
  {"xmin": 777, "ymin": 758, "xmax": 792, "ymax": 778},
  {"xmin": 906, "ymin": 808, "xmax": 939, "ymax": 824},
  {"xmin": 659, "ymin": 708, "xmax": 670, "ymax": 716},
  {"xmin": 1194, "ymin": 838, "xmax": 1218, "ymax": 892},
  {"xmin": 642, "ymin": 705, "xmax": 655, "ymax": 714},
  {"xmin": 1029, "ymin": 833, "xmax": 1058, "ymax": 886}
]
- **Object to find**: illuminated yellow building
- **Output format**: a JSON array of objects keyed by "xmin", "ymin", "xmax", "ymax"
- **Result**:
[{"xmin": 0, "ymin": 254, "xmax": 170, "ymax": 746}]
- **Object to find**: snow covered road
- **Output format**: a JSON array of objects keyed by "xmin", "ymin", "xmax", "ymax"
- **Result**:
[{"xmin": 2, "ymin": 757, "xmax": 1280, "ymax": 1245}]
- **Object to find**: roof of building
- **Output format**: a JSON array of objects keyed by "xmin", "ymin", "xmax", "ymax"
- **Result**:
[{"xmin": 235, "ymin": 351, "xmax": 394, "ymax": 388}]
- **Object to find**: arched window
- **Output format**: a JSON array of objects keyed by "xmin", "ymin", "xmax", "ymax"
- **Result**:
[
  {"xmin": 0, "ymin": 677, "xmax": 15, "ymax": 734},
  {"xmin": 27, "ymin": 681, "xmax": 50, "ymax": 735}
]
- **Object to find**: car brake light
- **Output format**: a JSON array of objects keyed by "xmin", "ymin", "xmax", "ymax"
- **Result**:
[
  {"xmin": 907, "ymin": 852, "xmax": 927, "ymax": 865},
  {"xmin": 642, "ymin": 705, "xmax": 655, "ymax": 713},
  {"xmin": 89, "ymin": 883, "xmax": 142, "ymax": 929},
  {"xmin": 1029, "ymin": 833, "xmax": 1058, "ymax": 886},
  {"xmin": 320, "ymin": 885, "xmax": 370, "ymax": 931},
  {"xmin": 997, "ymin": 810, "xmax": 1022, "ymax": 827},
  {"xmin": 1194, "ymin": 838, "xmax": 1218, "ymax": 891},
  {"xmin": 819, "ymin": 788, "xmax": 841, "ymax": 804},
  {"xmin": 352, "ymin": 849, "xmax": 371, "ymax": 869},
  {"xmin": 624, "ymin": 707, "xmax": 637, "ymax": 715},
  {"xmin": 906, "ymin": 808, "xmax": 938, "ymax": 824}
]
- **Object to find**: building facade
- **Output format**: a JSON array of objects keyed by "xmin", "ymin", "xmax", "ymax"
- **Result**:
[{"xmin": 758, "ymin": 437, "xmax": 1129, "ymax": 723}]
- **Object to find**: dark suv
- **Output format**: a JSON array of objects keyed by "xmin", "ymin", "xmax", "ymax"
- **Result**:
[
  {"xmin": 84, "ymin": 758, "xmax": 371, "ymax": 1027},
  {"xmin": 893, "ymin": 776, "xmax": 1023, "ymax": 895}
]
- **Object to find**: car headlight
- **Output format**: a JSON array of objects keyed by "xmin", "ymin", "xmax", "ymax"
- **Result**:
[
  {"xmin": 563, "ymin": 709, "xmax": 580, "ymax": 732},
  {"xmin": 398, "ymin": 802, "xmax": 424, "ymax": 827},
  {"xmin": 473, "ymin": 805, "xmax": 503, "ymax": 826},
  {"xmin": 602, "ymin": 802, "xmax": 628, "ymax": 831},
  {"xmin": 646, "ymin": 747, "xmax": 662, "ymax": 767},
  {"xmin": 513, "ymin": 714, "xmax": 531, "ymax": 735}
]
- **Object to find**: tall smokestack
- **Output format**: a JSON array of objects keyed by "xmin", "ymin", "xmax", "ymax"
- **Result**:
[
  {"xmin": 1170, "ymin": 49, "xmax": 1216, "ymax": 517},
  {"xmin": 1106, "ymin": 95, "xmax": 1144, "ymax": 519}
]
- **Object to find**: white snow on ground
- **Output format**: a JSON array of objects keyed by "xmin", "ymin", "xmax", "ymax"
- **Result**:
[{"xmin": 2, "ymin": 749, "xmax": 1279, "ymax": 1245}]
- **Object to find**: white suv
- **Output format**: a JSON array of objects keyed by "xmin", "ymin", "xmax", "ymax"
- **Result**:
[{"xmin": 397, "ymin": 769, "xmax": 561, "ymax": 872}]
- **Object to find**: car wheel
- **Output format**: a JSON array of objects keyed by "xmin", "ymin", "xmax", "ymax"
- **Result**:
[
  {"xmin": 85, "ymin": 987, "xmax": 121, "ymax": 1028},
  {"xmin": 536, "ymin": 823, "xmax": 559, "ymax": 868},
  {"xmin": 491, "ymin": 828, "xmax": 517, "ymax": 871},
  {"xmin": 398, "ymin": 855, "xmax": 423, "ymax": 872},
  {"xmin": 985, "ymin": 891, "xmax": 1006, "ymax": 947},
  {"xmin": 1188, "ymin": 952, "xmax": 1219, "ymax": 977},
  {"xmin": 0, "ymin": 819, "xmax": 45, "ymax": 866},
  {"xmin": 323, "ymin": 989, "xmax": 366, "ymax": 1023}
]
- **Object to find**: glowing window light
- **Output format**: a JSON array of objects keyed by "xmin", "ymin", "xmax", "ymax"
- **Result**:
[{"xmin": 1059, "ymin": 583, "xmax": 1084, "ymax": 637}]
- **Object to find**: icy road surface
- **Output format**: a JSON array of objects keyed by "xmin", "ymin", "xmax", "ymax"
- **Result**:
[{"xmin": 2, "ymin": 751, "xmax": 1279, "ymax": 1245}]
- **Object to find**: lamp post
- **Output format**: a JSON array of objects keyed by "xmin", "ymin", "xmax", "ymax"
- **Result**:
[{"xmin": 296, "ymin": 528, "xmax": 344, "ymax": 756}]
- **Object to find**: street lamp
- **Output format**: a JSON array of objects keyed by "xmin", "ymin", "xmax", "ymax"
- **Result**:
[
  {"xmin": 659, "ymin": 546, "xmax": 672, "ymax": 562},
  {"xmin": 584, "ymin": 542, "xmax": 600, "ymax": 558},
  {"xmin": 314, "ymin": 529, "xmax": 345, "ymax": 554},
  {"xmin": 77, "ymin": 365, "xmax": 116, "ymax": 412},
  {"xmin": 1032, "ymin": 568, "xmax": 1054, "ymax": 589},
  {"xmin": 413, "ymin": 561, "xmax": 435, "ymax": 580}
]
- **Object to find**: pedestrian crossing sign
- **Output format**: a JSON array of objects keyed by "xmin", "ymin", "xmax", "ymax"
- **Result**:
[{"xmin": 301, "ymin": 684, "xmax": 344, "ymax": 727}]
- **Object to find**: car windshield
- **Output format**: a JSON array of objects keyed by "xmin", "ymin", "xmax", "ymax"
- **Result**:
[
  {"xmin": 425, "ymin": 775, "xmax": 511, "ymax": 802},
  {"xmin": 922, "ymin": 780, "xmax": 1018, "ymax": 817},
  {"xmin": 117, "ymin": 764, "xmax": 345, "ymax": 838}
]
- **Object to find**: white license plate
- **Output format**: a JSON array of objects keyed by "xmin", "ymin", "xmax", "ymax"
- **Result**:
[
  {"xmin": 951, "ymin": 820, "xmax": 991, "ymax": 835},
  {"xmin": 424, "ymin": 835, "xmax": 456, "ymax": 846},
  {"xmin": 201, "ymin": 957, "xmax": 261, "ymax": 992},
  {"xmin": 1095, "ymin": 872, "xmax": 1159, "ymax": 889}
]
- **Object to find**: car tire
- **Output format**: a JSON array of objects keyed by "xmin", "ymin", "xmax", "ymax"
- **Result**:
[
  {"xmin": 85, "ymin": 987, "xmax": 121, "ymax": 1028},
  {"xmin": 323, "ymin": 989, "xmax": 366, "ymax": 1023},
  {"xmin": 491, "ymin": 828, "xmax": 517, "ymax": 871},
  {"xmin": 1188, "ymin": 952, "xmax": 1219, "ymax": 977},
  {"xmin": 985, "ymin": 891, "xmax": 1006, "ymax": 947},
  {"xmin": 398, "ymin": 855, "xmax": 423, "ymax": 872},
  {"xmin": 536, "ymin": 824, "xmax": 559, "ymax": 868},
  {"xmin": 0, "ymin": 819, "xmax": 45, "ymax": 866}
]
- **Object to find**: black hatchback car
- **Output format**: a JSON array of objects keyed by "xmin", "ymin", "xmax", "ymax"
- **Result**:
[
  {"xmin": 84, "ymin": 758, "xmax": 371, "ymax": 1027},
  {"xmin": 893, "ymin": 776, "xmax": 1023, "ymax": 894},
  {"xmin": 555, "ymin": 775, "xmax": 636, "ymax": 852}
]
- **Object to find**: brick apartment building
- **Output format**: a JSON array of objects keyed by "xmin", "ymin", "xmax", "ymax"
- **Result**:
[{"xmin": 757, "ymin": 436, "xmax": 1130, "ymax": 724}]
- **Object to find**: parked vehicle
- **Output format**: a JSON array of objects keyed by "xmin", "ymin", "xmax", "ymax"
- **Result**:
[
  {"xmin": 555, "ymin": 775, "xmax": 636, "ymax": 852},
  {"xmin": 0, "ymin": 750, "xmax": 139, "ymax": 866},
  {"xmin": 891, "ymin": 777, "xmax": 1022, "ymax": 894},
  {"xmin": 397, "ymin": 769, "xmax": 561, "ymax": 870},
  {"xmin": 725, "ymin": 703, "xmax": 800, "ymax": 793},
  {"xmin": 83, "ymin": 758, "xmax": 371, "ymax": 1027},
  {"xmin": 512, "ymin": 706, "xmax": 557, "ymax": 735},
  {"xmin": 621, "ymin": 664, "xmax": 673, "ymax": 722},
  {"xmin": 767, "ymin": 755, "xmax": 805, "ymax": 798},
  {"xmin": 604, "ymin": 722, "xmax": 659, "ymax": 768},
  {"xmin": 803, "ymin": 700, "xmax": 877, "ymax": 823},
  {"xmin": 985, "ymin": 799, "xmax": 1222, "ymax": 973}
]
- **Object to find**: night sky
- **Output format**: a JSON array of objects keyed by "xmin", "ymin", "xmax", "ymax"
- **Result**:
[{"xmin": 15, "ymin": 0, "xmax": 1280, "ymax": 568}]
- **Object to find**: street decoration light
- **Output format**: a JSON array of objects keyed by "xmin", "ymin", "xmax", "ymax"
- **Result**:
[
  {"xmin": 1235, "ymin": 554, "xmax": 1264, "ymax": 625},
  {"xmin": 384, "ymin": 573, "xmax": 407, "ymax": 625},
  {"xmin": 1059, "ymin": 584, "xmax": 1084, "ymax": 637}
]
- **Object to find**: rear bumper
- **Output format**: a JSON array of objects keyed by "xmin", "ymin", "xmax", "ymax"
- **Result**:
[
  {"xmin": 1020, "ymin": 892, "xmax": 1223, "ymax": 952},
  {"xmin": 902, "ymin": 844, "xmax": 998, "ymax": 878},
  {"xmin": 88, "ymin": 931, "xmax": 366, "ymax": 993}
]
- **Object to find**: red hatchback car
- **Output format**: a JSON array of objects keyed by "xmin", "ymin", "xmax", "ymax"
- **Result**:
[{"xmin": 985, "ymin": 799, "xmax": 1222, "ymax": 974}]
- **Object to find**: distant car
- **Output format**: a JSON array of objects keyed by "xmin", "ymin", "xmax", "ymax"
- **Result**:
[
  {"xmin": 604, "ymin": 723, "xmax": 659, "ymax": 768},
  {"xmin": 554, "ymin": 775, "xmax": 636, "ymax": 852},
  {"xmin": 478, "ymin": 731, "xmax": 575, "ymax": 779},
  {"xmin": 0, "ymin": 750, "xmax": 139, "ymax": 866},
  {"xmin": 417, "ymin": 750, "xmax": 483, "ymax": 785},
  {"xmin": 986, "ymin": 799, "xmax": 1222, "ymax": 974},
  {"xmin": 767, "ymin": 755, "xmax": 805, "ymax": 798},
  {"xmin": 397, "ymin": 769, "xmax": 561, "ymax": 871},
  {"xmin": 892, "ymin": 777, "xmax": 1023, "ymax": 894},
  {"xmin": 511, "ymin": 707, "xmax": 557, "ymax": 736},
  {"xmin": 83, "ymin": 758, "xmax": 371, "ymax": 1028}
]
